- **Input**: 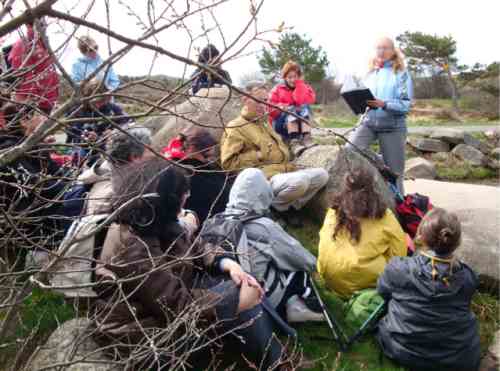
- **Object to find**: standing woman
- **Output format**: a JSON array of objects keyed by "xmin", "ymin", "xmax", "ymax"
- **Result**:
[{"xmin": 347, "ymin": 37, "xmax": 413, "ymax": 194}]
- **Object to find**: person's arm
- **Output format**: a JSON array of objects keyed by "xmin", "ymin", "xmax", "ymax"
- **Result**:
[
  {"xmin": 70, "ymin": 61, "xmax": 85, "ymax": 84},
  {"xmin": 220, "ymin": 128, "xmax": 261, "ymax": 171},
  {"xmin": 292, "ymin": 80, "xmax": 316, "ymax": 105},
  {"xmin": 384, "ymin": 70, "xmax": 413, "ymax": 114},
  {"xmin": 376, "ymin": 258, "xmax": 402, "ymax": 301},
  {"xmin": 105, "ymin": 65, "xmax": 121, "ymax": 90},
  {"xmin": 267, "ymin": 86, "xmax": 282, "ymax": 121},
  {"xmin": 382, "ymin": 211, "xmax": 408, "ymax": 259}
]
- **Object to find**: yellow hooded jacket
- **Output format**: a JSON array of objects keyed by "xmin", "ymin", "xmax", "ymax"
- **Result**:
[
  {"xmin": 317, "ymin": 208, "xmax": 407, "ymax": 299},
  {"xmin": 220, "ymin": 107, "xmax": 295, "ymax": 179}
]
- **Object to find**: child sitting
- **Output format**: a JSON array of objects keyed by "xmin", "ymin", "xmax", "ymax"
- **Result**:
[
  {"xmin": 317, "ymin": 168, "xmax": 407, "ymax": 299},
  {"xmin": 268, "ymin": 61, "xmax": 316, "ymax": 155},
  {"xmin": 377, "ymin": 208, "xmax": 481, "ymax": 371}
]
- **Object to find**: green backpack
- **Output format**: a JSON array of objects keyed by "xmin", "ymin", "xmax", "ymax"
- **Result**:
[{"xmin": 344, "ymin": 289, "xmax": 385, "ymax": 329}]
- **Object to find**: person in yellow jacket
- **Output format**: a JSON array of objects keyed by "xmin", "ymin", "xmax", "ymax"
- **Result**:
[
  {"xmin": 317, "ymin": 168, "xmax": 406, "ymax": 299},
  {"xmin": 220, "ymin": 82, "xmax": 328, "ymax": 223}
]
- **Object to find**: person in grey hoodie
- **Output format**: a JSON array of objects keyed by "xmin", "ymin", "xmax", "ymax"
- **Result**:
[{"xmin": 223, "ymin": 168, "xmax": 324, "ymax": 323}]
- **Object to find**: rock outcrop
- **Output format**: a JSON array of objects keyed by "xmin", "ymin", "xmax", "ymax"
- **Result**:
[
  {"xmin": 28, "ymin": 318, "xmax": 119, "ymax": 371},
  {"xmin": 295, "ymin": 145, "xmax": 395, "ymax": 220},
  {"xmin": 405, "ymin": 157, "xmax": 437, "ymax": 179},
  {"xmin": 405, "ymin": 179, "xmax": 500, "ymax": 289},
  {"xmin": 143, "ymin": 87, "xmax": 241, "ymax": 150}
]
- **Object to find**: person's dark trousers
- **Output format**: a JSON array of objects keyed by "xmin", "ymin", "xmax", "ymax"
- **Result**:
[{"xmin": 273, "ymin": 113, "xmax": 290, "ymax": 142}]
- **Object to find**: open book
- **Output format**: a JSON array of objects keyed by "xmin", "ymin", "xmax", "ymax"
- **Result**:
[{"xmin": 341, "ymin": 75, "xmax": 375, "ymax": 115}]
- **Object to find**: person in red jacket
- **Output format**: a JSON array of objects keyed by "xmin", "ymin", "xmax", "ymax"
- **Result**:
[
  {"xmin": 268, "ymin": 61, "xmax": 316, "ymax": 155},
  {"xmin": 8, "ymin": 20, "xmax": 59, "ymax": 114}
]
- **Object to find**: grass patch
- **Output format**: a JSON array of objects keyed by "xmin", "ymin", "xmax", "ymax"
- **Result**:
[
  {"xmin": 435, "ymin": 162, "xmax": 497, "ymax": 181},
  {"xmin": 285, "ymin": 218, "xmax": 500, "ymax": 370},
  {"xmin": 0, "ymin": 286, "xmax": 76, "ymax": 367}
]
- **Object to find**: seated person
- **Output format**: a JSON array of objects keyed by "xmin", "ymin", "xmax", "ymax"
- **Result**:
[
  {"xmin": 191, "ymin": 44, "xmax": 232, "ymax": 95},
  {"xmin": 0, "ymin": 104, "xmax": 67, "ymax": 260},
  {"xmin": 268, "ymin": 61, "xmax": 316, "ymax": 154},
  {"xmin": 377, "ymin": 208, "xmax": 480, "ymax": 371},
  {"xmin": 65, "ymin": 79, "xmax": 130, "ymax": 166},
  {"xmin": 70, "ymin": 125, "xmax": 153, "ymax": 217},
  {"xmin": 94, "ymin": 158, "xmax": 293, "ymax": 370},
  {"xmin": 317, "ymin": 168, "xmax": 406, "ymax": 299},
  {"xmin": 71, "ymin": 35, "xmax": 120, "ymax": 90},
  {"xmin": 221, "ymin": 168, "xmax": 323, "ymax": 322},
  {"xmin": 220, "ymin": 82, "xmax": 328, "ymax": 226},
  {"xmin": 163, "ymin": 126, "xmax": 232, "ymax": 226}
]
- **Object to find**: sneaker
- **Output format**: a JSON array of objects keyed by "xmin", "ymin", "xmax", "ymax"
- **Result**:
[
  {"xmin": 286, "ymin": 295, "xmax": 325, "ymax": 323},
  {"xmin": 289, "ymin": 138, "xmax": 307, "ymax": 158}
]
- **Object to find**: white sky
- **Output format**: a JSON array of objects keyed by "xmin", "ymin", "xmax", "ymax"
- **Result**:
[{"xmin": 4, "ymin": 0, "xmax": 499, "ymax": 85}]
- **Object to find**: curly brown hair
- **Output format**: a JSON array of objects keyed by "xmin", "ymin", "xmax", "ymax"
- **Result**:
[{"xmin": 331, "ymin": 168, "xmax": 388, "ymax": 243}]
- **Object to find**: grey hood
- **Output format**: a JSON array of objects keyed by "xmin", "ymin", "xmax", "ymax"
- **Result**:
[{"xmin": 226, "ymin": 168, "xmax": 273, "ymax": 215}]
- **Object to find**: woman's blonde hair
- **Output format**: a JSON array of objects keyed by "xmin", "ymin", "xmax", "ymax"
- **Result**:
[{"xmin": 368, "ymin": 37, "xmax": 406, "ymax": 73}]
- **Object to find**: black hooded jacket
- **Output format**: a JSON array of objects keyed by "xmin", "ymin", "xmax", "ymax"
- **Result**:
[{"xmin": 376, "ymin": 252, "xmax": 480, "ymax": 371}]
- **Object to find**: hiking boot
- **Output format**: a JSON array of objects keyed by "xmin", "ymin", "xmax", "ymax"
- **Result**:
[
  {"xmin": 286, "ymin": 295, "xmax": 325, "ymax": 323},
  {"xmin": 289, "ymin": 138, "xmax": 307, "ymax": 158}
]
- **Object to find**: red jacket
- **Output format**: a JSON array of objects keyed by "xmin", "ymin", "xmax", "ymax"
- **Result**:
[
  {"xmin": 161, "ymin": 137, "xmax": 186, "ymax": 160},
  {"xmin": 268, "ymin": 80, "xmax": 316, "ymax": 123},
  {"xmin": 8, "ymin": 26, "xmax": 59, "ymax": 112}
]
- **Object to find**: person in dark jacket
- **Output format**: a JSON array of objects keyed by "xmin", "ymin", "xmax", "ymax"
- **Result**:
[
  {"xmin": 65, "ymin": 79, "xmax": 131, "ymax": 166},
  {"xmin": 376, "ymin": 207, "xmax": 480, "ymax": 371},
  {"xmin": 0, "ymin": 104, "xmax": 68, "ymax": 267},
  {"xmin": 191, "ymin": 44, "xmax": 232, "ymax": 95},
  {"xmin": 94, "ymin": 158, "xmax": 294, "ymax": 370},
  {"xmin": 162, "ymin": 126, "xmax": 232, "ymax": 226}
]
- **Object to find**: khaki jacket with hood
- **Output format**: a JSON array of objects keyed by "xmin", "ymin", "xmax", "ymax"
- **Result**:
[{"xmin": 220, "ymin": 107, "xmax": 295, "ymax": 179}]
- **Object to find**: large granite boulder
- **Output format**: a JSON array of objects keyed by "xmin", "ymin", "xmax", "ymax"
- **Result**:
[
  {"xmin": 405, "ymin": 179, "xmax": 500, "ymax": 289},
  {"xmin": 452, "ymin": 144, "xmax": 486, "ymax": 166},
  {"xmin": 408, "ymin": 137, "xmax": 450, "ymax": 153},
  {"xmin": 28, "ymin": 318, "xmax": 119, "ymax": 371},
  {"xmin": 295, "ymin": 145, "xmax": 395, "ymax": 221},
  {"xmin": 430, "ymin": 128, "xmax": 468, "ymax": 145},
  {"xmin": 405, "ymin": 157, "xmax": 437, "ymax": 179},
  {"xmin": 144, "ymin": 86, "xmax": 241, "ymax": 150}
]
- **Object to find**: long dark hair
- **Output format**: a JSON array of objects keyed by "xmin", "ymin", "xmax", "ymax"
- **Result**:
[
  {"xmin": 198, "ymin": 44, "xmax": 220, "ymax": 64},
  {"xmin": 331, "ymin": 169, "xmax": 388, "ymax": 243},
  {"xmin": 113, "ymin": 158, "xmax": 190, "ymax": 240}
]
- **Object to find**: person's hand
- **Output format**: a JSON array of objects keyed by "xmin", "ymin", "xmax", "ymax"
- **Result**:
[
  {"xmin": 237, "ymin": 280, "xmax": 262, "ymax": 313},
  {"xmin": 222, "ymin": 259, "xmax": 264, "ymax": 298},
  {"xmin": 367, "ymin": 99, "xmax": 386, "ymax": 108}
]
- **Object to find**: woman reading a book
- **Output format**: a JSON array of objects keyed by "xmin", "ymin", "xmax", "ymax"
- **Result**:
[{"xmin": 346, "ymin": 37, "xmax": 413, "ymax": 194}]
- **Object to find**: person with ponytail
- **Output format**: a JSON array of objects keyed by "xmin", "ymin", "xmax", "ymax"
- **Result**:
[
  {"xmin": 317, "ymin": 168, "xmax": 406, "ymax": 298},
  {"xmin": 346, "ymin": 37, "xmax": 413, "ymax": 194},
  {"xmin": 376, "ymin": 208, "xmax": 480, "ymax": 371}
]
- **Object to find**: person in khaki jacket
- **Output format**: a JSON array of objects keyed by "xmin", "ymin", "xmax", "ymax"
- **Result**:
[{"xmin": 220, "ymin": 82, "xmax": 328, "ymax": 224}]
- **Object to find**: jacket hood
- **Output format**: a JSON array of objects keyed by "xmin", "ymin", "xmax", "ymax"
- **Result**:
[
  {"xmin": 225, "ymin": 168, "xmax": 273, "ymax": 215},
  {"xmin": 409, "ymin": 251, "xmax": 471, "ymax": 298}
]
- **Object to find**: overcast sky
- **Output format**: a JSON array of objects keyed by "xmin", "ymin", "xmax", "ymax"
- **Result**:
[{"xmin": 5, "ymin": 0, "xmax": 499, "ymax": 85}]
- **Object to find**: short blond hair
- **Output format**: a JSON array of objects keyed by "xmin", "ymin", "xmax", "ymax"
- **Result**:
[{"xmin": 77, "ymin": 36, "xmax": 98, "ymax": 55}]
